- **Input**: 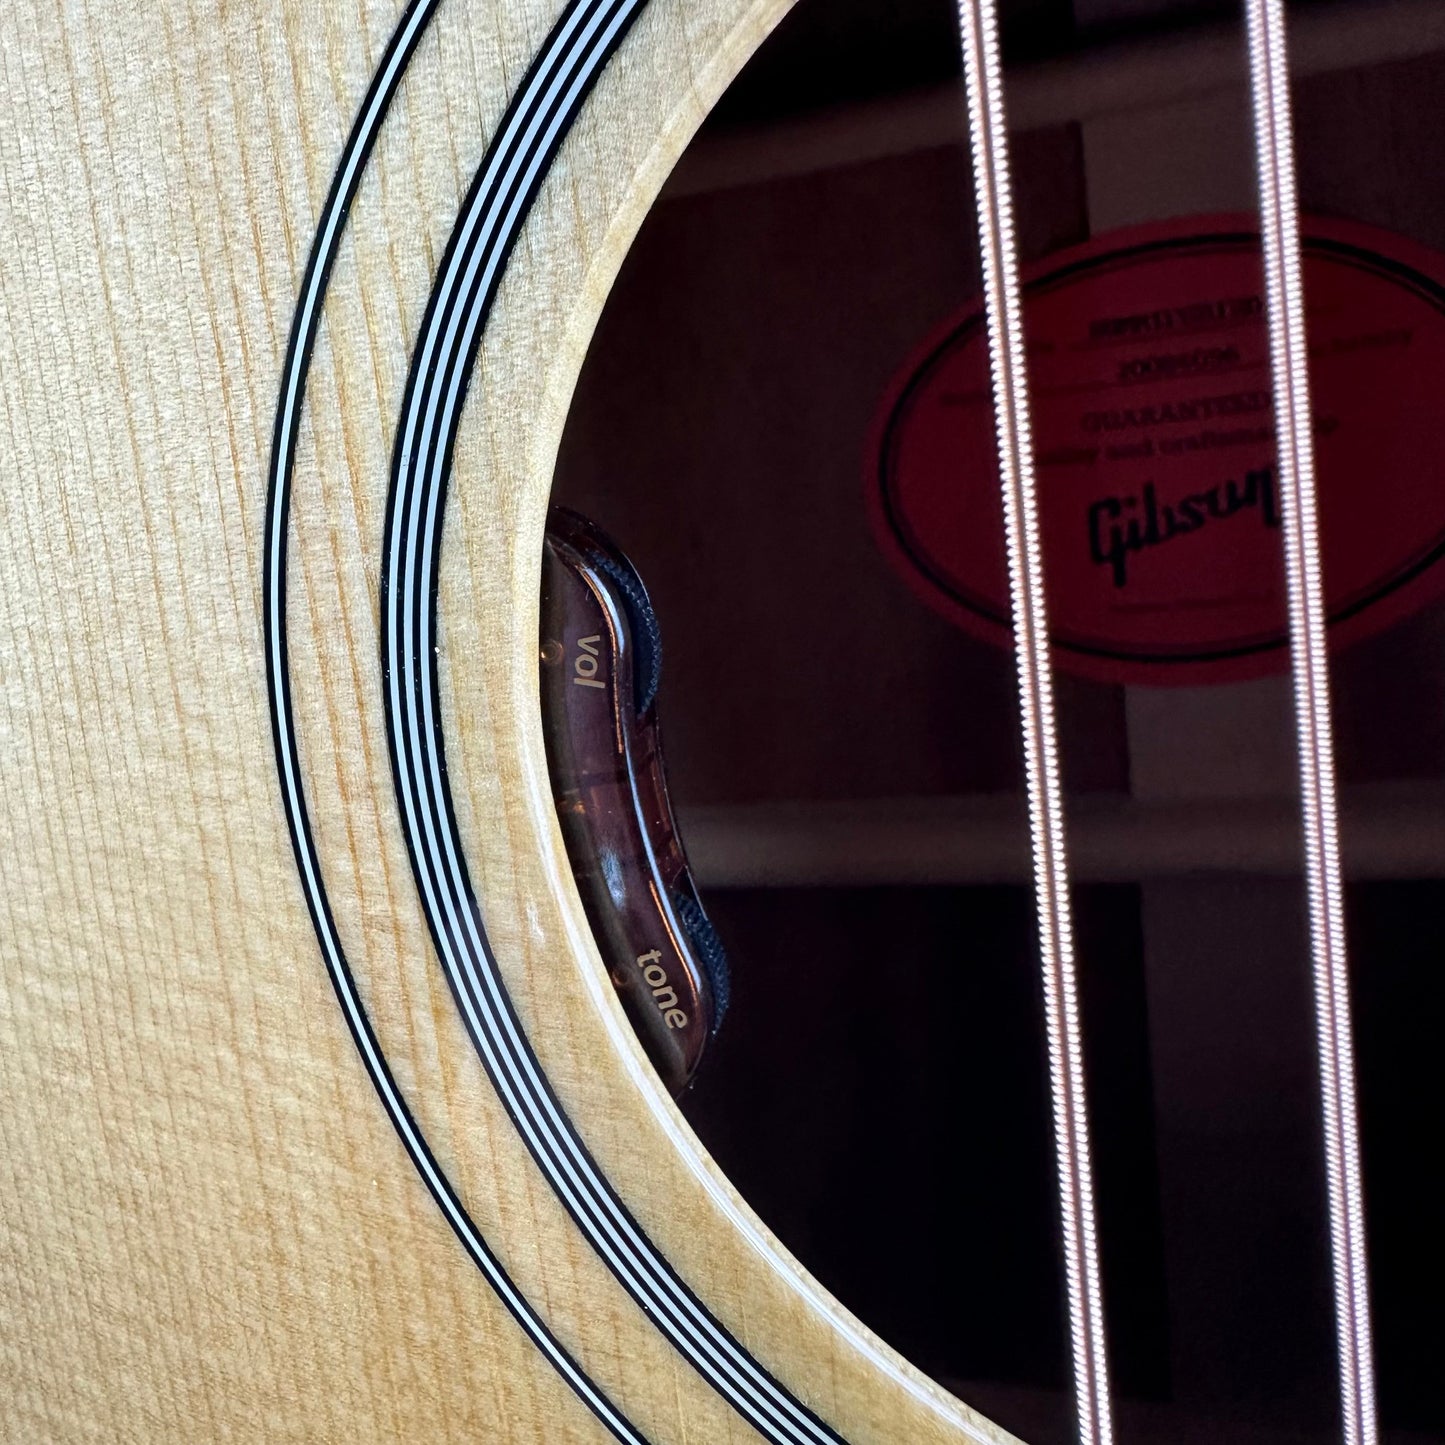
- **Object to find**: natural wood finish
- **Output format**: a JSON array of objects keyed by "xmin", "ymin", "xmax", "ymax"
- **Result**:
[{"xmin": 0, "ymin": 0, "xmax": 1016, "ymax": 1441}]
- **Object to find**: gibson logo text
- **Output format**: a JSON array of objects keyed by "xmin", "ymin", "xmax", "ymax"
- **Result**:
[{"xmin": 1087, "ymin": 466, "xmax": 1278, "ymax": 588}]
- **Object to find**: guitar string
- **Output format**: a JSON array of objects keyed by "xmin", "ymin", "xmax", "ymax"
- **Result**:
[
  {"xmin": 1243, "ymin": 4, "xmax": 1379, "ymax": 1443},
  {"xmin": 951, "ymin": 2, "xmax": 1115, "ymax": 1444},
  {"xmin": 955, "ymin": 4, "xmax": 1382, "ymax": 1444},
  {"xmin": 262, "ymin": 2, "xmax": 650, "ymax": 1440}
]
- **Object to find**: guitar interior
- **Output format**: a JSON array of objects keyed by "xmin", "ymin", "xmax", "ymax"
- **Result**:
[{"xmin": 551, "ymin": 1, "xmax": 1445, "ymax": 1442}]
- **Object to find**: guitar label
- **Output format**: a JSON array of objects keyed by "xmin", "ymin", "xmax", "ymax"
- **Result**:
[{"xmin": 868, "ymin": 214, "xmax": 1445, "ymax": 684}]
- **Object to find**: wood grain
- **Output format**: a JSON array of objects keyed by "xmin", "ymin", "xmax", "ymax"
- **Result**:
[{"xmin": 0, "ymin": 0, "xmax": 1018, "ymax": 1439}]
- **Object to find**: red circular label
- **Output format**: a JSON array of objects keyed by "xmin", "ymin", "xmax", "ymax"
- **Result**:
[{"xmin": 867, "ymin": 215, "xmax": 1445, "ymax": 684}]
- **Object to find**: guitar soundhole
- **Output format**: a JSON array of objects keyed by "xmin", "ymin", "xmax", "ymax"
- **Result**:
[{"xmin": 553, "ymin": 2, "xmax": 1445, "ymax": 1442}]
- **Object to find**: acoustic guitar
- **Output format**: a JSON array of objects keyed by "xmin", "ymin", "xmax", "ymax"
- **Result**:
[{"xmin": 0, "ymin": 0, "xmax": 1410, "ymax": 1441}]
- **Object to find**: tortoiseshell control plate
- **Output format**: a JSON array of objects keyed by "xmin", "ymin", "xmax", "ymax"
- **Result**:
[{"xmin": 540, "ymin": 508, "xmax": 729, "ymax": 1096}]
